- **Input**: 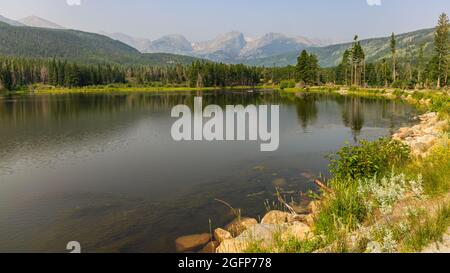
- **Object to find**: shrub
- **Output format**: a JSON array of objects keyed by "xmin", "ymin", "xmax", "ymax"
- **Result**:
[
  {"xmin": 328, "ymin": 138, "xmax": 410, "ymax": 180},
  {"xmin": 358, "ymin": 173, "xmax": 424, "ymax": 215},
  {"xmin": 279, "ymin": 80, "xmax": 296, "ymax": 89}
]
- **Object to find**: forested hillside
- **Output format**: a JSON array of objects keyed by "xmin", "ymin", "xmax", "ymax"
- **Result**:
[
  {"xmin": 245, "ymin": 28, "xmax": 435, "ymax": 67},
  {"xmin": 0, "ymin": 22, "xmax": 199, "ymax": 66}
]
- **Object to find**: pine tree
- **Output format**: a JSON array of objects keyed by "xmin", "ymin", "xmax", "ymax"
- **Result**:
[
  {"xmin": 296, "ymin": 50, "xmax": 310, "ymax": 84},
  {"xmin": 418, "ymin": 43, "xmax": 425, "ymax": 87},
  {"xmin": 435, "ymin": 13, "xmax": 450, "ymax": 88},
  {"xmin": 391, "ymin": 33, "xmax": 397, "ymax": 82}
]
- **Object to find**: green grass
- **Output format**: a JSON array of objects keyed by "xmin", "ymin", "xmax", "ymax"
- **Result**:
[
  {"xmin": 398, "ymin": 134, "xmax": 450, "ymax": 197},
  {"xmin": 402, "ymin": 204, "xmax": 450, "ymax": 252},
  {"xmin": 415, "ymin": 137, "xmax": 450, "ymax": 196},
  {"xmin": 271, "ymin": 234, "xmax": 325, "ymax": 253},
  {"xmin": 32, "ymin": 85, "xmax": 269, "ymax": 95},
  {"xmin": 0, "ymin": 83, "xmax": 273, "ymax": 96},
  {"xmin": 314, "ymin": 180, "xmax": 368, "ymax": 242}
]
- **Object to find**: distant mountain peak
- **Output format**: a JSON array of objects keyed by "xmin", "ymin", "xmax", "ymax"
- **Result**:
[
  {"xmin": 100, "ymin": 31, "xmax": 151, "ymax": 52},
  {"xmin": 19, "ymin": 15, "xmax": 64, "ymax": 29},
  {"xmin": 146, "ymin": 34, "xmax": 193, "ymax": 54}
]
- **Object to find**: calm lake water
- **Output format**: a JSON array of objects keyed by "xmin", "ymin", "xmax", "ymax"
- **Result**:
[{"xmin": 0, "ymin": 90, "xmax": 418, "ymax": 253}]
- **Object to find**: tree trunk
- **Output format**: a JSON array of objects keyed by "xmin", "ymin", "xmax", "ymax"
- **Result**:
[
  {"xmin": 437, "ymin": 54, "xmax": 442, "ymax": 89},
  {"xmin": 392, "ymin": 54, "xmax": 396, "ymax": 83},
  {"xmin": 445, "ymin": 61, "xmax": 449, "ymax": 87}
]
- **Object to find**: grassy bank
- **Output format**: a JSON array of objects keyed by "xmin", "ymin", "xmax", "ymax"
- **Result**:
[{"xmin": 1, "ymin": 84, "xmax": 273, "ymax": 95}]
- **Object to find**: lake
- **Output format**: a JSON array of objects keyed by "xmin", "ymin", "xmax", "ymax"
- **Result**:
[{"xmin": 0, "ymin": 90, "xmax": 418, "ymax": 253}]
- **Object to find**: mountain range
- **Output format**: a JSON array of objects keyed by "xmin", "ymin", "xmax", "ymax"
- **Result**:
[
  {"xmin": 102, "ymin": 30, "xmax": 333, "ymax": 63},
  {"xmin": 0, "ymin": 14, "xmax": 440, "ymax": 68},
  {"xmin": 244, "ymin": 28, "xmax": 435, "ymax": 67}
]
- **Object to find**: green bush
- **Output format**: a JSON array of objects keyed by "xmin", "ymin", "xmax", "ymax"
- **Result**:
[
  {"xmin": 328, "ymin": 138, "xmax": 410, "ymax": 180},
  {"xmin": 279, "ymin": 80, "xmax": 296, "ymax": 89}
]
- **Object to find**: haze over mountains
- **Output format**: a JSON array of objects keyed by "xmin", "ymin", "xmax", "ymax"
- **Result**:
[
  {"xmin": 0, "ymin": 13, "xmax": 440, "ymax": 68},
  {"xmin": 101, "ymin": 30, "xmax": 333, "ymax": 63},
  {"xmin": 18, "ymin": 16, "xmax": 65, "ymax": 29}
]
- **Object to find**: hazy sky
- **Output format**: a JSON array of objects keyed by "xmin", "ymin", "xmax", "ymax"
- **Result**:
[{"xmin": 1, "ymin": 0, "xmax": 449, "ymax": 41}]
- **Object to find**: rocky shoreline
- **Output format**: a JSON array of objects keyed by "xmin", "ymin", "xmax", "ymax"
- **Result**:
[
  {"xmin": 175, "ymin": 203, "xmax": 320, "ymax": 253},
  {"xmin": 174, "ymin": 112, "xmax": 448, "ymax": 253},
  {"xmin": 393, "ymin": 112, "xmax": 447, "ymax": 157}
]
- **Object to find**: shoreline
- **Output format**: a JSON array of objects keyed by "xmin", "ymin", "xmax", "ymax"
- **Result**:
[{"xmin": 0, "ymin": 85, "xmax": 273, "ymax": 96}]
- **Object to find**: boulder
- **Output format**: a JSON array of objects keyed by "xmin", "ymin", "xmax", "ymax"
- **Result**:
[
  {"xmin": 261, "ymin": 210, "xmax": 296, "ymax": 225},
  {"xmin": 225, "ymin": 217, "xmax": 258, "ymax": 236},
  {"xmin": 214, "ymin": 228, "xmax": 233, "ymax": 243},
  {"xmin": 216, "ymin": 238, "xmax": 248, "ymax": 253},
  {"xmin": 216, "ymin": 224, "xmax": 286, "ymax": 253},
  {"xmin": 281, "ymin": 222, "xmax": 312, "ymax": 241},
  {"xmin": 419, "ymin": 112, "xmax": 437, "ymax": 121},
  {"xmin": 394, "ymin": 128, "xmax": 414, "ymax": 140},
  {"xmin": 175, "ymin": 233, "xmax": 211, "ymax": 252},
  {"xmin": 412, "ymin": 135, "xmax": 438, "ymax": 153},
  {"xmin": 422, "ymin": 127, "xmax": 434, "ymax": 135},
  {"xmin": 199, "ymin": 241, "xmax": 220, "ymax": 253}
]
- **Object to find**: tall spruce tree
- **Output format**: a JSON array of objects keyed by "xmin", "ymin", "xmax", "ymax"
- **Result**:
[
  {"xmin": 435, "ymin": 13, "xmax": 450, "ymax": 88},
  {"xmin": 391, "ymin": 33, "xmax": 397, "ymax": 82}
]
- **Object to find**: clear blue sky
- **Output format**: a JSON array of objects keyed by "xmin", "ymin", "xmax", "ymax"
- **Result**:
[{"xmin": 1, "ymin": 0, "xmax": 449, "ymax": 41}]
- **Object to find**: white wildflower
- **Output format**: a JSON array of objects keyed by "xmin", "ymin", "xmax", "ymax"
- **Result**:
[
  {"xmin": 358, "ymin": 172, "xmax": 425, "ymax": 216},
  {"xmin": 381, "ymin": 230, "xmax": 397, "ymax": 253},
  {"xmin": 366, "ymin": 241, "xmax": 382, "ymax": 253},
  {"xmin": 398, "ymin": 222, "xmax": 409, "ymax": 234}
]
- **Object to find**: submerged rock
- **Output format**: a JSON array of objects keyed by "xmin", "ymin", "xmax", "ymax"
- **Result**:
[
  {"xmin": 199, "ymin": 241, "xmax": 220, "ymax": 253},
  {"xmin": 272, "ymin": 178, "xmax": 287, "ymax": 187},
  {"xmin": 175, "ymin": 233, "xmax": 211, "ymax": 252},
  {"xmin": 253, "ymin": 165, "xmax": 266, "ymax": 171}
]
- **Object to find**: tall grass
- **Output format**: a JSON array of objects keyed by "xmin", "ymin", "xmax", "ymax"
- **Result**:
[
  {"xmin": 416, "ymin": 135, "xmax": 450, "ymax": 196},
  {"xmin": 402, "ymin": 204, "xmax": 450, "ymax": 252}
]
